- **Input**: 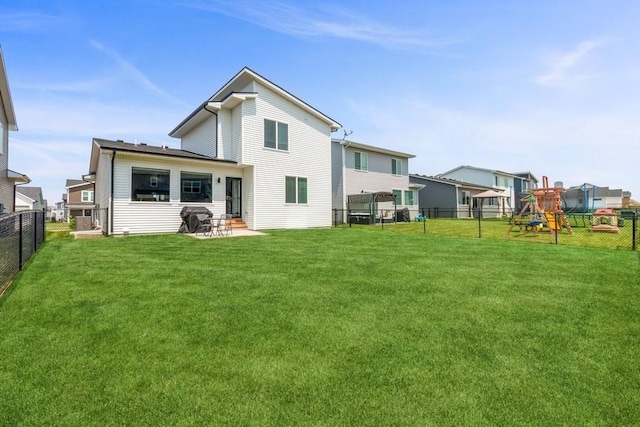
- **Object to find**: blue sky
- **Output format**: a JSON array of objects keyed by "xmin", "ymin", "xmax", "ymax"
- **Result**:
[{"xmin": 2, "ymin": 0, "xmax": 639, "ymax": 205}]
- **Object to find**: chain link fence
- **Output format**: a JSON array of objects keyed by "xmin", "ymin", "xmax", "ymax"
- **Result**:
[
  {"xmin": 332, "ymin": 208, "xmax": 638, "ymax": 251},
  {"xmin": 0, "ymin": 210, "xmax": 46, "ymax": 296}
]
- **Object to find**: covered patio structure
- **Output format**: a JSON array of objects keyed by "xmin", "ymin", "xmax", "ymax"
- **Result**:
[{"xmin": 347, "ymin": 191, "xmax": 397, "ymax": 224}]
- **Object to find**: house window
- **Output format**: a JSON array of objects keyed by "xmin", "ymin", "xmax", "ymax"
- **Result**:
[
  {"xmin": 391, "ymin": 159, "xmax": 402, "ymax": 175},
  {"xmin": 264, "ymin": 119, "xmax": 288, "ymax": 151},
  {"xmin": 404, "ymin": 190, "xmax": 414, "ymax": 205},
  {"xmin": 81, "ymin": 190, "xmax": 94, "ymax": 202},
  {"xmin": 131, "ymin": 167, "xmax": 170, "ymax": 202},
  {"xmin": 461, "ymin": 191, "xmax": 471, "ymax": 205},
  {"xmin": 285, "ymin": 176, "xmax": 307, "ymax": 204},
  {"xmin": 392, "ymin": 189, "xmax": 402, "ymax": 205},
  {"xmin": 181, "ymin": 172, "xmax": 212, "ymax": 203},
  {"xmin": 355, "ymin": 152, "xmax": 368, "ymax": 171}
]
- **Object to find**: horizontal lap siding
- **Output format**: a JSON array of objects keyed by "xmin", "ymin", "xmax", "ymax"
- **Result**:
[
  {"xmin": 0, "ymin": 109, "xmax": 12, "ymax": 211},
  {"xmin": 344, "ymin": 147, "xmax": 413, "ymax": 210},
  {"xmin": 181, "ymin": 117, "xmax": 216, "ymax": 157},
  {"xmin": 111, "ymin": 155, "xmax": 238, "ymax": 235},
  {"xmin": 242, "ymin": 82, "xmax": 332, "ymax": 230}
]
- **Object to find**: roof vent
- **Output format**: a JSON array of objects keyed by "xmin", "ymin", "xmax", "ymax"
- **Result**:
[
  {"xmin": 116, "ymin": 139, "xmax": 123, "ymax": 143},
  {"xmin": 140, "ymin": 143, "xmax": 147, "ymax": 146}
]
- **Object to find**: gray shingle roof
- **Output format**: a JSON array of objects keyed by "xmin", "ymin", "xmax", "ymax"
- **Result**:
[{"xmin": 93, "ymin": 138, "xmax": 236, "ymax": 164}]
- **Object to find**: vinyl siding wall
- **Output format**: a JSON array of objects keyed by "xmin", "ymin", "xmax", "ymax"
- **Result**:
[
  {"xmin": 0, "ymin": 105, "xmax": 11, "ymax": 212},
  {"xmin": 181, "ymin": 116, "xmax": 217, "ymax": 157},
  {"xmin": 240, "ymin": 81, "xmax": 333, "ymax": 230},
  {"xmin": 344, "ymin": 147, "xmax": 413, "ymax": 209},
  {"xmin": 109, "ymin": 154, "xmax": 239, "ymax": 235}
]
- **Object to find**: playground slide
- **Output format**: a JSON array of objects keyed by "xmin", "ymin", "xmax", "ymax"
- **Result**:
[{"xmin": 544, "ymin": 212, "xmax": 561, "ymax": 231}]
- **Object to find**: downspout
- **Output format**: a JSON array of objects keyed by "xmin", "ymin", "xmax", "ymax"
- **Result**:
[
  {"xmin": 341, "ymin": 140, "xmax": 352, "ymax": 211},
  {"xmin": 110, "ymin": 150, "xmax": 115, "ymax": 236},
  {"xmin": 203, "ymin": 104, "xmax": 219, "ymax": 158}
]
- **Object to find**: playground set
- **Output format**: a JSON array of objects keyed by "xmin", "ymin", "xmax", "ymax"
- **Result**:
[{"xmin": 506, "ymin": 176, "xmax": 573, "ymax": 238}]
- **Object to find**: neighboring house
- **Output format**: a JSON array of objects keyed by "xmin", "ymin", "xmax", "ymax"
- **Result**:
[
  {"xmin": 512, "ymin": 171, "xmax": 539, "ymax": 211},
  {"xmin": 437, "ymin": 165, "xmax": 519, "ymax": 216},
  {"xmin": 89, "ymin": 67, "xmax": 341, "ymax": 235},
  {"xmin": 15, "ymin": 186, "xmax": 45, "ymax": 211},
  {"xmin": 331, "ymin": 138, "xmax": 422, "ymax": 222},
  {"xmin": 564, "ymin": 184, "xmax": 626, "ymax": 212},
  {"xmin": 409, "ymin": 174, "xmax": 498, "ymax": 218},
  {"xmin": 0, "ymin": 48, "xmax": 30, "ymax": 213},
  {"xmin": 65, "ymin": 178, "xmax": 95, "ymax": 219},
  {"xmin": 50, "ymin": 200, "xmax": 65, "ymax": 221}
]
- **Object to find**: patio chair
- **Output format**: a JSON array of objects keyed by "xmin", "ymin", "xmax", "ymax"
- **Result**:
[
  {"xmin": 195, "ymin": 213, "xmax": 213, "ymax": 237},
  {"xmin": 218, "ymin": 214, "xmax": 233, "ymax": 236}
]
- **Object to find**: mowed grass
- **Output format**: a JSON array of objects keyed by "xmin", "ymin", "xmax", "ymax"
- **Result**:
[
  {"xmin": 0, "ymin": 229, "xmax": 638, "ymax": 425},
  {"xmin": 348, "ymin": 217, "xmax": 638, "ymax": 250}
]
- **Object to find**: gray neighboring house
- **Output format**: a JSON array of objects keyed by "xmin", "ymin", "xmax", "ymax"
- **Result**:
[
  {"xmin": 564, "ymin": 184, "xmax": 626, "ymax": 212},
  {"xmin": 331, "ymin": 138, "xmax": 423, "ymax": 222},
  {"xmin": 15, "ymin": 186, "xmax": 45, "ymax": 211},
  {"xmin": 409, "ymin": 174, "xmax": 497, "ymax": 218},
  {"xmin": 0, "ymin": 47, "xmax": 30, "ymax": 213}
]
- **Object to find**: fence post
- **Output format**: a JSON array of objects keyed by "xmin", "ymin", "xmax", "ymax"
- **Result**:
[
  {"xmin": 18, "ymin": 213, "xmax": 23, "ymax": 270},
  {"xmin": 422, "ymin": 208, "xmax": 426, "ymax": 234},
  {"xmin": 381, "ymin": 209, "xmax": 384, "ymax": 230},
  {"xmin": 477, "ymin": 207, "xmax": 482, "ymax": 238},
  {"xmin": 42, "ymin": 209, "xmax": 46, "ymax": 242},
  {"xmin": 555, "ymin": 212, "xmax": 559, "ymax": 245},
  {"xmin": 633, "ymin": 212, "xmax": 637, "ymax": 251},
  {"xmin": 348, "ymin": 208, "xmax": 352, "ymax": 228}
]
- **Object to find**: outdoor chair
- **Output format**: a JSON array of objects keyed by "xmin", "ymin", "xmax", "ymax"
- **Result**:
[
  {"xmin": 195, "ymin": 213, "xmax": 213, "ymax": 237},
  {"xmin": 218, "ymin": 214, "xmax": 233, "ymax": 236}
]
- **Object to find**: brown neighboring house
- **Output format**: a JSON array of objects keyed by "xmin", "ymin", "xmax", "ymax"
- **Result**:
[{"xmin": 65, "ymin": 179, "xmax": 95, "ymax": 223}]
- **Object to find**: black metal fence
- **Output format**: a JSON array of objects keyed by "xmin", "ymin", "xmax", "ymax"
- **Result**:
[
  {"xmin": 0, "ymin": 210, "xmax": 46, "ymax": 295},
  {"xmin": 332, "ymin": 208, "xmax": 638, "ymax": 251}
]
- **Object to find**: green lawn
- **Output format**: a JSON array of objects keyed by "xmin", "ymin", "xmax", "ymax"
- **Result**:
[
  {"xmin": 1, "ymin": 229, "xmax": 638, "ymax": 425},
  {"xmin": 347, "ymin": 217, "xmax": 638, "ymax": 250}
]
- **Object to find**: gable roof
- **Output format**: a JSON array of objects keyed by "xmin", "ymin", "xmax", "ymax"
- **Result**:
[
  {"xmin": 439, "ymin": 165, "xmax": 519, "ymax": 178},
  {"xmin": 410, "ymin": 174, "xmax": 496, "ymax": 191},
  {"xmin": 0, "ymin": 47, "xmax": 17, "ymax": 131},
  {"xmin": 169, "ymin": 67, "xmax": 341, "ymax": 138},
  {"xmin": 333, "ymin": 139, "xmax": 415, "ymax": 159},
  {"xmin": 65, "ymin": 179, "xmax": 85, "ymax": 188},
  {"xmin": 89, "ymin": 138, "xmax": 237, "ymax": 173},
  {"xmin": 16, "ymin": 186, "xmax": 43, "ymax": 202}
]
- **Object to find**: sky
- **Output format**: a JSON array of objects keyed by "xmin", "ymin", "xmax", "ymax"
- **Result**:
[{"xmin": 2, "ymin": 0, "xmax": 639, "ymax": 205}]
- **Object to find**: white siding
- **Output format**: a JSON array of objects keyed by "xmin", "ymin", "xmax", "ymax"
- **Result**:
[
  {"xmin": 240, "ymin": 82, "xmax": 333, "ymax": 230},
  {"xmin": 109, "ymin": 154, "xmax": 238, "ymax": 235},
  {"xmin": 94, "ymin": 150, "xmax": 112, "ymax": 230},
  {"xmin": 181, "ymin": 116, "xmax": 217, "ymax": 157},
  {"xmin": 0, "ymin": 106, "xmax": 11, "ymax": 212}
]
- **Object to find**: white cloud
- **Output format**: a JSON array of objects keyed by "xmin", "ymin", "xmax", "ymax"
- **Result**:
[
  {"xmin": 535, "ymin": 38, "xmax": 610, "ymax": 87},
  {"xmin": 0, "ymin": 10, "xmax": 70, "ymax": 32},
  {"xmin": 178, "ymin": 0, "xmax": 456, "ymax": 50},
  {"xmin": 343, "ymin": 97, "xmax": 640, "ymax": 198}
]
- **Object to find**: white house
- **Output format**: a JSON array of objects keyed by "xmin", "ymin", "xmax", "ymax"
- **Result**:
[
  {"xmin": 438, "ymin": 165, "xmax": 518, "ymax": 217},
  {"xmin": 15, "ymin": 186, "xmax": 45, "ymax": 211},
  {"xmin": 89, "ymin": 67, "xmax": 341, "ymax": 235},
  {"xmin": 331, "ymin": 138, "xmax": 422, "ymax": 222},
  {"xmin": 0, "ymin": 48, "xmax": 30, "ymax": 214}
]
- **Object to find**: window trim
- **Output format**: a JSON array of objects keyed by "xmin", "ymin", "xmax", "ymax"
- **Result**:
[
  {"xmin": 355, "ymin": 151, "xmax": 368, "ymax": 171},
  {"xmin": 264, "ymin": 118, "xmax": 289, "ymax": 151},
  {"xmin": 392, "ymin": 189, "xmax": 402, "ymax": 205},
  {"xmin": 180, "ymin": 171, "xmax": 213, "ymax": 203},
  {"xmin": 391, "ymin": 158, "xmax": 402, "ymax": 176},
  {"xmin": 285, "ymin": 176, "xmax": 308, "ymax": 205},
  {"xmin": 404, "ymin": 190, "xmax": 414, "ymax": 206},
  {"xmin": 81, "ymin": 190, "xmax": 94, "ymax": 203},
  {"xmin": 131, "ymin": 167, "xmax": 171, "ymax": 202}
]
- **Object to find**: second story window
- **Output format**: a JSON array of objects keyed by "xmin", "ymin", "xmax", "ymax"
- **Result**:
[
  {"xmin": 355, "ymin": 152, "xmax": 368, "ymax": 171},
  {"xmin": 81, "ymin": 190, "xmax": 94, "ymax": 202},
  {"xmin": 264, "ymin": 119, "xmax": 288, "ymax": 151},
  {"xmin": 391, "ymin": 158, "xmax": 402, "ymax": 175}
]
